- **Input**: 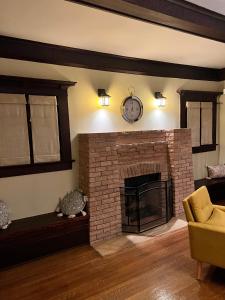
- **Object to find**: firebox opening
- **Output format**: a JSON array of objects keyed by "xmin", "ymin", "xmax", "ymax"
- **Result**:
[
  {"xmin": 121, "ymin": 173, "xmax": 173, "ymax": 233},
  {"xmin": 125, "ymin": 173, "xmax": 161, "ymax": 187}
]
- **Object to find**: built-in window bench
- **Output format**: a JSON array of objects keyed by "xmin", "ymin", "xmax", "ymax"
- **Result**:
[
  {"xmin": 195, "ymin": 177, "xmax": 225, "ymax": 204},
  {"xmin": 0, "ymin": 212, "xmax": 89, "ymax": 268}
]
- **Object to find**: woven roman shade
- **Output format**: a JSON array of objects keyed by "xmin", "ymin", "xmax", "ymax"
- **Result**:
[
  {"xmin": 201, "ymin": 102, "xmax": 213, "ymax": 145},
  {"xmin": 0, "ymin": 93, "xmax": 30, "ymax": 166},
  {"xmin": 187, "ymin": 101, "xmax": 201, "ymax": 147},
  {"xmin": 187, "ymin": 101, "xmax": 213, "ymax": 147},
  {"xmin": 29, "ymin": 95, "xmax": 60, "ymax": 163}
]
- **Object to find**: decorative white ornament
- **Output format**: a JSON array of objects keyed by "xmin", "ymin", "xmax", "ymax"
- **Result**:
[
  {"xmin": 0, "ymin": 200, "xmax": 11, "ymax": 229},
  {"xmin": 56, "ymin": 189, "xmax": 87, "ymax": 218}
]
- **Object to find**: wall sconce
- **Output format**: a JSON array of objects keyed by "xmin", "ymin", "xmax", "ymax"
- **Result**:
[
  {"xmin": 155, "ymin": 92, "xmax": 166, "ymax": 107},
  {"xmin": 98, "ymin": 89, "xmax": 111, "ymax": 106}
]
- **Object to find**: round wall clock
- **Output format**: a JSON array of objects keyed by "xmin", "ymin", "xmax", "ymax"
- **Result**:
[{"xmin": 121, "ymin": 95, "xmax": 143, "ymax": 123}]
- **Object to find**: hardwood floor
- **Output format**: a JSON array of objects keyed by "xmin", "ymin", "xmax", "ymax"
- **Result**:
[{"xmin": 0, "ymin": 228, "xmax": 225, "ymax": 300}]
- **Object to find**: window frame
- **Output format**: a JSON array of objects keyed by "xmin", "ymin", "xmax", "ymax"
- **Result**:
[
  {"xmin": 180, "ymin": 90, "xmax": 221, "ymax": 154},
  {"xmin": 0, "ymin": 75, "xmax": 75, "ymax": 178}
]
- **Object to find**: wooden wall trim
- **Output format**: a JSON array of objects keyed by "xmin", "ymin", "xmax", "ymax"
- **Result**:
[
  {"xmin": 219, "ymin": 68, "xmax": 225, "ymax": 81},
  {"xmin": 0, "ymin": 35, "xmax": 222, "ymax": 81},
  {"xmin": 0, "ymin": 75, "xmax": 76, "ymax": 89},
  {"xmin": 71, "ymin": 0, "xmax": 225, "ymax": 44}
]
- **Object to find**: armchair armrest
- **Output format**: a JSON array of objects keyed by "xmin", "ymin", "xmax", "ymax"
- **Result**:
[
  {"xmin": 188, "ymin": 222, "xmax": 225, "ymax": 268},
  {"xmin": 213, "ymin": 204, "xmax": 225, "ymax": 212}
]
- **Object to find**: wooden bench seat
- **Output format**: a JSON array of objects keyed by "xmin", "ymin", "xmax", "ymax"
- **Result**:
[
  {"xmin": 0, "ymin": 212, "xmax": 89, "ymax": 268},
  {"xmin": 195, "ymin": 177, "xmax": 225, "ymax": 203}
]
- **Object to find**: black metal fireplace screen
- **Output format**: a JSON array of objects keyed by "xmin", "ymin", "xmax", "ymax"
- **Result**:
[{"xmin": 120, "ymin": 173, "xmax": 173, "ymax": 233}]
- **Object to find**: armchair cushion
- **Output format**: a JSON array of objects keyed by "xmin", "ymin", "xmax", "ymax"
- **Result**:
[
  {"xmin": 189, "ymin": 186, "xmax": 213, "ymax": 223},
  {"xmin": 206, "ymin": 208, "xmax": 225, "ymax": 227},
  {"xmin": 188, "ymin": 221, "xmax": 225, "ymax": 269}
]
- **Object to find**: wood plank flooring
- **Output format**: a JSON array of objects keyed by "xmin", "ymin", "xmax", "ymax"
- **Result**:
[{"xmin": 0, "ymin": 228, "xmax": 225, "ymax": 300}]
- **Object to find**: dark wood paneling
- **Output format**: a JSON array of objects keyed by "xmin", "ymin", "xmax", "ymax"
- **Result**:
[
  {"xmin": 219, "ymin": 68, "xmax": 225, "ymax": 81},
  {"xmin": 0, "ymin": 35, "xmax": 221, "ymax": 81},
  {"xmin": 0, "ymin": 75, "xmax": 75, "ymax": 90},
  {"xmin": 57, "ymin": 90, "xmax": 72, "ymax": 163},
  {"xmin": 0, "ymin": 213, "xmax": 89, "ymax": 268},
  {"xmin": 25, "ymin": 94, "xmax": 35, "ymax": 164},
  {"xmin": 195, "ymin": 177, "xmax": 225, "ymax": 203},
  {"xmin": 0, "ymin": 161, "xmax": 73, "ymax": 178},
  {"xmin": 72, "ymin": 0, "xmax": 225, "ymax": 44},
  {"xmin": 180, "ymin": 90, "xmax": 222, "ymax": 101}
]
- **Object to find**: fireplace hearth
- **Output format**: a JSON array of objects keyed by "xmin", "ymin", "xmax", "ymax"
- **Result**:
[{"xmin": 120, "ymin": 173, "xmax": 173, "ymax": 233}]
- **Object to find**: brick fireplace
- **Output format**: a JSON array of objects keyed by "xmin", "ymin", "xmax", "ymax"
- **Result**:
[{"xmin": 79, "ymin": 129, "xmax": 194, "ymax": 244}]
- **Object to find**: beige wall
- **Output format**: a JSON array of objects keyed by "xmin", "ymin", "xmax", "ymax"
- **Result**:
[
  {"xmin": 192, "ymin": 149, "xmax": 219, "ymax": 179},
  {"xmin": 0, "ymin": 58, "xmax": 223, "ymax": 219}
]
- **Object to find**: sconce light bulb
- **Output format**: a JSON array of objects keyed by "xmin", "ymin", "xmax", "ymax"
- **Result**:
[
  {"xmin": 155, "ymin": 92, "xmax": 166, "ymax": 108},
  {"xmin": 98, "ymin": 89, "xmax": 111, "ymax": 106},
  {"xmin": 99, "ymin": 96, "xmax": 110, "ymax": 106}
]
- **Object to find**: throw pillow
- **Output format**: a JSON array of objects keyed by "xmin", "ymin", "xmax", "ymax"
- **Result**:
[{"xmin": 207, "ymin": 164, "xmax": 225, "ymax": 179}]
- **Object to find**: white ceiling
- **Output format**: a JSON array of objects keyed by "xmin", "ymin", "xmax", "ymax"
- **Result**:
[
  {"xmin": 0, "ymin": 0, "xmax": 225, "ymax": 68},
  {"xmin": 187, "ymin": 0, "xmax": 225, "ymax": 15}
]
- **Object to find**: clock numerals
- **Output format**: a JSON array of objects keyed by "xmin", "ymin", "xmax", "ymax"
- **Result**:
[{"xmin": 121, "ymin": 96, "xmax": 143, "ymax": 123}]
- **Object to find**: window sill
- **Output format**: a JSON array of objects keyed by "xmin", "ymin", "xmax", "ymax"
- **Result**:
[
  {"xmin": 192, "ymin": 144, "xmax": 217, "ymax": 154},
  {"xmin": 0, "ymin": 160, "xmax": 74, "ymax": 178}
]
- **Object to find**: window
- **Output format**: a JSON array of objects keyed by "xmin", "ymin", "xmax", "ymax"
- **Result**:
[
  {"xmin": 0, "ymin": 75, "xmax": 75, "ymax": 178},
  {"xmin": 180, "ymin": 90, "xmax": 221, "ymax": 153}
]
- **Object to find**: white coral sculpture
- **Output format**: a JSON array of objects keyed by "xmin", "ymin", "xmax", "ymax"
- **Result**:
[{"xmin": 56, "ymin": 189, "xmax": 87, "ymax": 218}]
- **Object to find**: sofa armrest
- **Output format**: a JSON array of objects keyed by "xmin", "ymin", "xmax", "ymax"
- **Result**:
[
  {"xmin": 213, "ymin": 204, "xmax": 225, "ymax": 212},
  {"xmin": 188, "ymin": 222, "xmax": 225, "ymax": 268}
]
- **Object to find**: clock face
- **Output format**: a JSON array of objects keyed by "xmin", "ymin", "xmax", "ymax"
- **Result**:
[{"xmin": 121, "ymin": 96, "xmax": 143, "ymax": 123}]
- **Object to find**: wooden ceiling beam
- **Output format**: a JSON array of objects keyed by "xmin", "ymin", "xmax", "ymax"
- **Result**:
[
  {"xmin": 0, "ymin": 35, "xmax": 221, "ymax": 81},
  {"xmin": 71, "ymin": 0, "xmax": 225, "ymax": 44}
]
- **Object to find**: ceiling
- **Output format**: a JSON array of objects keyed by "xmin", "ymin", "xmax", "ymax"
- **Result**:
[
  {"xmin": 0, "ymin": 0, "xmax": 225, "ymax": 69},
  {"xmin": 187, "ymin": 0, "xmax": 225, "ymax": 15}
]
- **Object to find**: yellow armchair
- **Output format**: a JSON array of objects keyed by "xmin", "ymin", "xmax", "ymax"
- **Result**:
[{"xmin": 183, "ymin": 186, "xmax": 225, "ymax": 280}]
